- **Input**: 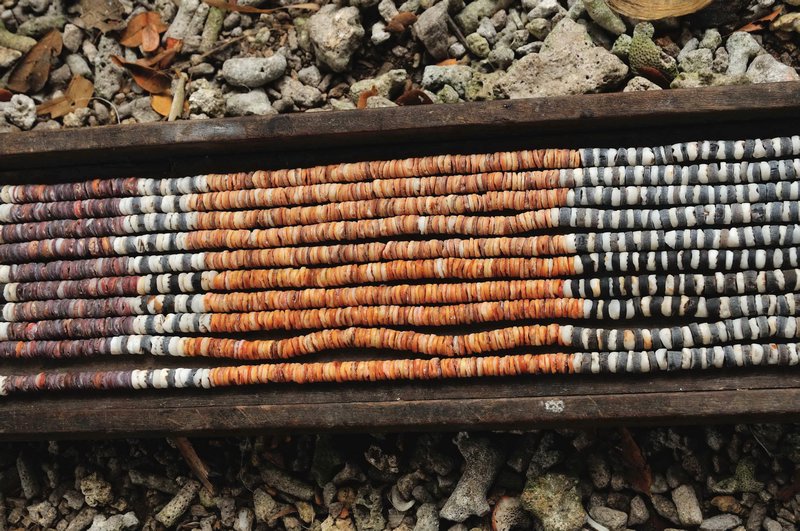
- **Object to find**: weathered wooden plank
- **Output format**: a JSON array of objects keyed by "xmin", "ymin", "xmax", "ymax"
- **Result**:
[
  {"xmin": 0, "ymin": 370, "xmax": 797, "ymax": 439},
  {"xmin": 1, "ymin": 82, "xmax": 799, "ymax": 178}
]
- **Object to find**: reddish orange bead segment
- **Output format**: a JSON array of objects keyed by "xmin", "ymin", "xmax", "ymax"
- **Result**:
[{"xmin": 206, "ymin": 154, "xmax": 573, "ymax": 190}]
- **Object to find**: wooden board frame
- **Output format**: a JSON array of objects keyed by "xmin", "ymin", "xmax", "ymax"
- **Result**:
[{"xmin": 1, "ymin": 82, "xmax": 800, "ymax": 439}]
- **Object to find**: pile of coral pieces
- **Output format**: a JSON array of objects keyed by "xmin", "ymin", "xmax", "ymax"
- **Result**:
[
  {"xmin": 0, "ymin": 0, "xmax": 798, "ymax": 132},
  {"xmin": 3, "ymin": 425, "xmax": 800, "ymax": 531}
]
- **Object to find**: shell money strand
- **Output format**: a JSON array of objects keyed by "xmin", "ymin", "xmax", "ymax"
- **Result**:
[
  {"xmin": 2, "ymin": 199, "xmax": 798, "ymax": 246},
  {"xmin": 2, "ymin": 135, "xmax": 797, "ymax": 204},
  {"xmin": 1, "ymin": 316, "xmax": 798, "ymax": 359},
  {"xmin": 3, "ymin": 223, "xmax": 799, "ymax": 264},
  {"xmin": 6, "ymin": 272, "xmax": 799, "ymax": 320},
  {"xmin": 2, "ymin": 293, "xmax": 799, "ymax": 340},
  {"xmin": 1, "ymin": 342, "xmax": 798, "ymax": 396}
]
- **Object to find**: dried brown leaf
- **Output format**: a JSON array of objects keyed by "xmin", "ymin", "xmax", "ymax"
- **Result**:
[
  {"xmin": 607, "ymin": 0, "xmax": 713, "ymax": 20},
  {"xmin": 737, "ymin": 6, "xmax": 782, "ymax": 33},
  {"xmin": 111, "ymin": 55, "xmax": 171, "ymax": 94},
  {"xmin": 7, "ymin": 30, "xmax": 62, "ymax": 94},
  {"xmin": 203, "ymin": 0, "xmax": 320, "ymax": 14},
  {"xmin": 396, "ymin": 87, "xmax": 433, "ymax": 105},
  {"xmin": 77, "ymin": 0, "xmax": 126, "ymax": 33},
  {"xmin": 618, "ymin": 428, "xmax": 653, "ymax": 495},
  {"xmin": 436, "ymin": 58, "xmax": 458, "ymax": 66},
  {"xmin": 150, "ymin": 93, "xmax": 173, "ymax": 117},
  {"xmin": 385, "ymin": 11, "xmax": 417, "ymax": 33},
  {"xmin": 0, "ymin": 89, "xmax": 11, "ymax": 102},
  {"xmin": 138, "ymin": 41, "xmax": 182, "ymax": 70},
  {"xmin": 356, "ymin": 86, "xmax": 378, "ymax": 109},
  {"xmin": 37, "ymin": 75, "xmax": 94, "ymax": 118},
  {"xmin": 120, "ymin": 11, "xmax": 169, "ymax": 52}
]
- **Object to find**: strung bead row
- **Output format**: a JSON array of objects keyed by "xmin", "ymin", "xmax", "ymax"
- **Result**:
[
  {"xmin": 2, "ymin": 246, "xmax": 798, "ymax": 284},
  {"xmin": 1, "ymin": 316, "xmax": 798, "ymax": 360},
  {"xmin": 2, "ymin": 198, "xmax": 797, "ymax": 246},
  {"xmin": 4, "ymin": 265, "xmax": 800, "ymax": 321},
  {"xmin": 2, "ymin": 135, "xmax": 797, "ymax": 205},
  {"xmin": 2, "ymin": 293, "xmax": 799, "ymax": 340},
  {"xmin": 5, "ymin": 271, "xmax": 798, "ymax": 320},
  {"xmin": 3, "ymin": 222, "xmax": 798, "ymax": 264},
  {"xmin": 2, "ymin": 342, "xmax": 799, "ymax": 396}
]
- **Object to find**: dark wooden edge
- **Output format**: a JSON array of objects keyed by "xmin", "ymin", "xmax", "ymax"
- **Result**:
[
  {"xmin": 0, "ymin": 369, "xmax": 798, "ymax": 439},
  {"xmin": 2, "ymin": 82, "xmax": 800, "ymax": 178},
  {"xmin": 1, "ymin": 83, "xmax": 800, "ymax": 438}
]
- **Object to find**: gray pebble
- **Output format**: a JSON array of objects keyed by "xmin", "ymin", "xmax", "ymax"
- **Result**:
[
  {"xmin": 672, "ymin": 485, "xmax": 703, "ymax": 527},
  {"xmin": 700, "ymin": 514, "xmax": 743, "ymax": 531},
  {"xmin": 226, "ymin": 90, "xmax": 276, "ymax": 116},
  {"xmin": 61, "ymin": 23, "xmax": 83, "ymax": 52},
  {"xmin": 222, "ymin": 55, "xmax": 287, "ymax": 88},
  {"xmin": 307, "ymin": 5, "xmax": 365, "ymax": 72},
  {"xmin": 589, "ymin": 506, "xmax": 627, "ymax": 531}
]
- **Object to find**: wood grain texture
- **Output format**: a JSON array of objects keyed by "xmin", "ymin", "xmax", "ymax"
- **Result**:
[{"xmin": 1, "ymin": 83, "xmax": 800, "ymax": 438}]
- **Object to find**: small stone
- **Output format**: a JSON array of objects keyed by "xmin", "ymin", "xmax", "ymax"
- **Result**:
[
  {"xmin": 353, "ymin": 486, "xmax": 385, "ymax": 531},
  {"xmin": 371, "ymin": 22, "xmax": 391, "ymax": 44},
  {"xmin": 744, "ymin": 502, "xmax": 766, "ymax": 531},
  {"xmin": 455, "ymin": 0, "xmax": 507, "ymax": 34},
  {"xmin": 365, "ymin": 95, "xmax": 397, "ymax": 108},
  {"xmin": 677, "ymin": 37, "xmax": 698, "ymax": 63},
  {"xmin": 413, "ymin": 1, "xmax": 450, "ymax": 61},
  {"xmin": 699, "ymin": 514, "xmax": 742, "ymax": 531},
  {"xmin": 587, "ymin": 454, "xmax": 610, "ymax": 489},
  {"xmin": 422, "ymin": 64, "xmax": 473, "ymax": 96},
  {"xmin": 65, "ymin": 507, "xmax": 97, "ymax": 531},
  {"xmin": 679, "ymin": 47, "xmax": 713, "ymax": 73},
  {"xmin": 672, "ymin": 485, "xmax": 703, "ymax": 527},
  {"xmin": 86, "ymin": 512, "xmax": 138, "ymax": 531},
  {"xmin": 623, "ymin": 75, "xmax": 661, "ymax": 91},
  {"xmin": 62, "ymin": 23, "xmax": 83, "ymax": 52},
  {"xmin": 589, "ymin": 506, "xmax": 627, "ymax": 531},
  {"xmin": 611, "ymin": 33, "xmax": 631, "ymax": 59},
  {"xmin": 261, "ymin": 465, "xmax": 315, "ymax": 500},
  {"xmin": 414, "ymin": 503, "xmax": 439, "ymax": 531},
  {"xmin": 349, "ymin": 69, "xmax": 407, "ymax": 102},
  {"xmin": 699, "ymin": 28, "xmax": 722, "ymax": 50},
  {"xmin": 628, "ymin": 495, "xmax": 650, "ymax": 526},
  {"xmin": 488, "ymin": 46, "xmax": 514, "ymax": 69},
  {"xmin": 0, "ymin": 45, "xmax": 20, "ymax": 68},
  {"xmin": 465, "ymin": 32, "xmax": 490, "ymax": 57},
  {"xmin": 156, "ymin": 480, "xmax": 201, "ymax": 527},
  {"xmin": 449, "ymin": 42, "xmax": 466, "ymax": 57},
  {"xmin": 188, "ymin": 79, "xmax": 225, "ymax": 117},
  {"xmin": 65, "ymin": 54, "xmax": 92, "ymax": 79},
  {"xmin": 746, "ymin": 54, "xmax": 800, "ymax": 84},
  {"xmin": 583, "ymin": 0, "xmax": 625, "ymax": 35},
  {"xmin": 712, "ymin": 47, "xmax": 729, "ymax": 73},
  {"xmin": 477, "ymin": 17, "xmax": 497, "ymax": 42},
  {"xmin": 762, "ymin": 518, "xmax": 782, "ymax": 531},
  {"xmin": 27, "ymin": 501, "xmax": 57, "ymax": 528},
  {"xmin": 527, "ymin": 0, "xmax": 565, "ymax": 19},
  {"xmin": 522, "ymin": 472, "xmax": 586, "ymax": 531},
  {"xmin": 276, "ymin": 76, "xmax": 323, "ymax": 108},
  {"xmin": 233, "ymin": 508, "xmax": 254, "ymax": 531},
  {"xmin": 222, "ymin": 55, "xmax": 287, "ymax": 88},
  {"xmin": 725, "ymin": 32, "xmax": 762, "ymax": 75},
  {"xmin": 308, "ymin": 5, "xmax": 365, "ymax": 72},
  {"xmin": 436, "ymin": 84, "xmax": 460, "ymax": 103},
  {"xmin": 2, "ymin": 93, "xmax": 35, "ymax": 130},
  {"xmin": 17, "ymin": 14, "xmax": 66, "ymax": 37},
  {"xmin": 253, "ymin": 488, "xmax": 284, "ymax": 525},
  {"xmin": 525, "ymin": 18, "xmax": 550, "ymax": 40},
  {"xmin": 63, "ymin": 107, "xmax": 92, "ymax": 127},
  {"xmin": 378, "ymin": 0, "xmax": 399, "ymax": 21},
  {"xmin": 651, "ymin": 494, "xmax": 681, "ymax": 525},
  {"xmin": 225, "ymin": 90, "xmax": 276, "ymax": 116},
  {"xmin": 80, "ymin": 473, "xmax": 113, "ymax": 508}
]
